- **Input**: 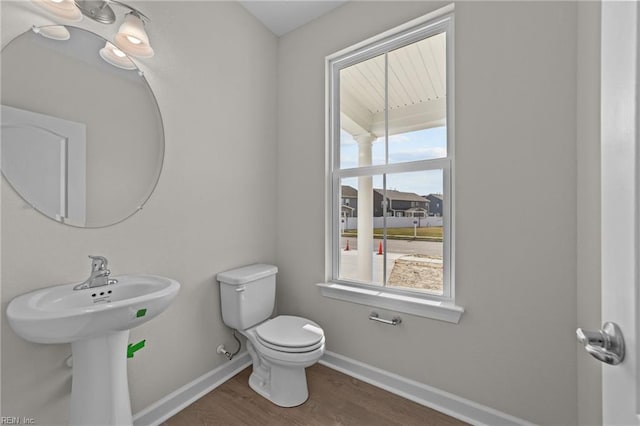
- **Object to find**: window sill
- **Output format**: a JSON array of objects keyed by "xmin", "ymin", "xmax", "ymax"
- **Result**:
[{"xmin": 316, "ymin": 283, "xmax": 464, "ymax": 324}]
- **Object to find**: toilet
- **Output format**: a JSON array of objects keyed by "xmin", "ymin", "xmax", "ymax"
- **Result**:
[{"xmin": 216, "ymin": 264, "xmax": 325, "ymax": 407}]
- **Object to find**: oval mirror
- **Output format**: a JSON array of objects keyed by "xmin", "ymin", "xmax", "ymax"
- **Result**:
[{"xmin": 1, "ymin": 25, "xmax": 164, "ymax": 228}]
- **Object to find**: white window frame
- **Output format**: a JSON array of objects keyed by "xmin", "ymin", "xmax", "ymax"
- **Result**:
[{"xmin": 318, "ymin": 4, "xmax": 464, "ymax": 323}]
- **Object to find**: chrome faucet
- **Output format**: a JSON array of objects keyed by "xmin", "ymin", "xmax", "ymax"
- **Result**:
[{"xmin": 73, "ymin": 255, "xmax": 118, "ymax": 290}]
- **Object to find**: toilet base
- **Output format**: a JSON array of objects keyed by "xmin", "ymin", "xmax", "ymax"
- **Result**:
[
  {"xmin": 244, "ymin": 338, "xmax": 318, "ymax": 407},
  {"xmin": 248, "ymin": 364, "xmax": 309, "ymax": 407}
]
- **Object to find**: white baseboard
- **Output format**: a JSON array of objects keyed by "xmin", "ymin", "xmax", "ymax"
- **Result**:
[
  {"xmin": 133, "ymin": 349, "xmax": 532, "ymax": 426},
  {"xmin": 132, "ymin": 352, "xmax": 251, "ymax": 426},
  {"xmin": 319, "ymin": 351, "xmax": 534, "ymax": 426}
]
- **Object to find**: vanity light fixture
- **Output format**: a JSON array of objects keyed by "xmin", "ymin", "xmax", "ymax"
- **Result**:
[
  {"xmin": 32, "ymin": 0, "xmax": 82, "ymax": 22},
  {"xmin": 99, "ymin": 41, "xmax": 137, "ymax": 70},
  {"xmin": 75, "ymin": 0, "xmax": 154, "ymax": 59},
  {"xmin": 113, "ymin": 12, "xmax": 154, "ymax": 58},
  {"xmin": 31, "ymin": 0, "xmax": 155, "ymax": 60},
  {"xmin": 32, "ymin": 25, "xmax": 71, "ymax": 41}
]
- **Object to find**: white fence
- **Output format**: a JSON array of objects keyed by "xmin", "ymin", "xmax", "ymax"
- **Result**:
[{"xmin": 343, "ymin": 216, "xmax": 443, "ymax": 229}]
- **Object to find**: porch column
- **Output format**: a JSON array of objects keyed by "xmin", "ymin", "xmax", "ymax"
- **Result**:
[{"xmin": 355, "ymin": 133, "xmax": 376, "ymax": 282}]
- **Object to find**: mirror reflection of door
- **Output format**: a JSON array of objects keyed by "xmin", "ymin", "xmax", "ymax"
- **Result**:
[{"xmin": 2, "ymin": 106, "xmax": 87, "ymax": 226}]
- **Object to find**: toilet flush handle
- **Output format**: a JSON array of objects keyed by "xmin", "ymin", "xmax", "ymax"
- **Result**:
[{"xmin": 235, "ymin": 286, "xmax": 246, "ymax": 292}]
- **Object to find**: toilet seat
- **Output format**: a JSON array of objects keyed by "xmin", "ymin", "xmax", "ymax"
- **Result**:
[{"xmin": 255, "ymin": 316, "xmax": 324, "ymax": 353}]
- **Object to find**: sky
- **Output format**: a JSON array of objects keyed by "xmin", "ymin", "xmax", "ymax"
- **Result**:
[{"xmin": 340, "ymin": 126, "xmax": 446, "ymax": 196}]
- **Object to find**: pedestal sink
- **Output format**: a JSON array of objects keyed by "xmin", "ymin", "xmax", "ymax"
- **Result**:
[{"xmin": 6, "ymin": 274, "xmax": 180, "ymax": 426}]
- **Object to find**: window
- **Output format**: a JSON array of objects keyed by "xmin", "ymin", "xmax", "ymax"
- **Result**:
[{"xmin": 320, "ymin": 5, "xmax": 463, "ymax": 323}]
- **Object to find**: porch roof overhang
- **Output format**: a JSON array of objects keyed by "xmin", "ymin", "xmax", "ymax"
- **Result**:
[{"xmin": 339, "ymin": 32, "xmax": 447, "ymax": 139}]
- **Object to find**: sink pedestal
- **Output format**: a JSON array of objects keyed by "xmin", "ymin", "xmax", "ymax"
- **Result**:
[{"xmin": 70, "ymin": 330, "xmax": 132, "ymax": 426}]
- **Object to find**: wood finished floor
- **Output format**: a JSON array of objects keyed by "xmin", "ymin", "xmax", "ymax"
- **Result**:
[{"xmin": 166, "ymin": 364, "xmax": 468, "ymax": 426}]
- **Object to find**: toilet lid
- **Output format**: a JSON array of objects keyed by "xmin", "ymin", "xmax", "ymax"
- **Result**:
[{"xmin": 255, "ymin": 316, "xmax": 324, "ymax": 349}]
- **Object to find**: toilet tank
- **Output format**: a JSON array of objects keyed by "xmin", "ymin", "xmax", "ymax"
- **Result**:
[{"xmin": 216, "ymin": 264, "xmax": 278, "ymax": 330}]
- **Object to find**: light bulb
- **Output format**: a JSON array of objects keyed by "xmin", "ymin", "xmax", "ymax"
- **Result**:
[
  {"xmin": 113, "ymin": 48, "xmax": 126, "ymax": 58},
  {"xmin": 126, "ymin": 35, "xmax": 142, "ymax": 45},
  {"xmin": 114, "ymin": 13, "xmax": 154, "ymax": 58},
  {"xmin": 99, "ymin": 41, "xmax": 137, "ymax": 70}
]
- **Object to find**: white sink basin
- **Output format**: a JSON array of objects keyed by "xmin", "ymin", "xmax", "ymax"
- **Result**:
[
  {"xmin": 6, "ymin": 274, "xmax": 180, "ymax": 426},
  {"xmin": 7, "ymin": 274, "xmax": 180, "ymax": 344}
]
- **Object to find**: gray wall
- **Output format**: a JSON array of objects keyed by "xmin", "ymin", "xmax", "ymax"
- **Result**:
[
  {"xmin": 1, "ymin": 1, "xmax": 277, "ymax": 423},
  {"xmin": 276, "ymin": 2, "xmax": 587, "ymax": 424}
]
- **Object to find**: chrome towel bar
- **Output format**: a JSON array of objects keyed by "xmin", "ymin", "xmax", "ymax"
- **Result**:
[{"xmin": 369, "ymin": 312, "xmax": 402, "ymax": 326}]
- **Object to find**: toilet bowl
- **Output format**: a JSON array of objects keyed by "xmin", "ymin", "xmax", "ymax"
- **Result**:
[
  {"xmin": 216, "ymin": 264, "xmax": 325, "ymax": 407},
  {"xmin": 242, "ymin": 316, "xmax": 325, "ymax": 407}
]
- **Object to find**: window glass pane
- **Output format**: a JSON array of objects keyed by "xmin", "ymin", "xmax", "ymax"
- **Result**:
[
  {"xmin": 332, "ymin": 19, "xmax": 453, "ymax": 301},
  {"xmin": 384, "ymin": 170, "xmax": 444, "ymax": 295},
  {"xmin": 387, "ymin": 32, "xmax": 447, "ymax": 163},
  {"xmin": 338, "ymin": 176, "xmax": 385, "ymax": 286},
  {"xmin": 339, "ymin": 54, "xmax": 386, "ymax": 168}
]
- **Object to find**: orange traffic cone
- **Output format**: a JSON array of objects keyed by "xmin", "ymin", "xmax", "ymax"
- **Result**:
[
  {"xmin": 377, "ymin": 241, "xmax": 383, "ymax": 255},
  {"xmin": 345, "ymin": 240, "xmax": 350, "ymax": 251}
]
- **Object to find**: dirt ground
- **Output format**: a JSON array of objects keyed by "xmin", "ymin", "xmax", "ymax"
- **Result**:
[{"xmin": 387, "ymin": 254, "xmax": 443, "ymax": 294}]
